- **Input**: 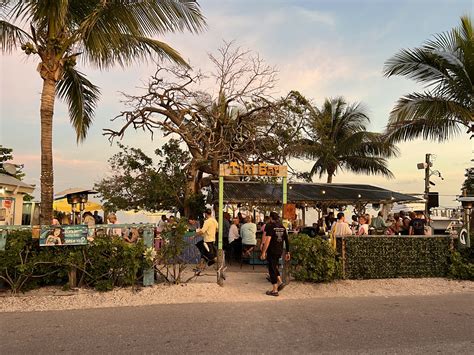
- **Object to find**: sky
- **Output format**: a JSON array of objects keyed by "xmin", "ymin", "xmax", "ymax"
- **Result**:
[{"xmin": 1, "ymin": 0, "xmax": 473, "ymax": 209}]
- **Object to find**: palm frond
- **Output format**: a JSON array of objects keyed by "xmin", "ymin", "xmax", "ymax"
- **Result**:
[
  {"xmin": 0, "ymin": 20, "xmax": 32, "ymax": 53},
  {"xmin": 343, "ymin": 156, "xmax": 394, "ymax": 179},
  {"xmin": 83, "ymin": 34, "xmax": 188, "ymax": 68},
  {"xmin": 56, "ymin": 66, "xmax": 100, "ymax": 142}
]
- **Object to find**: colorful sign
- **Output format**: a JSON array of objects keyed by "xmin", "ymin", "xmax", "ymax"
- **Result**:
[
  {"xmin": 219, "ymin": 162, "xmax": 287, "ymax": 177},
  {"xmin": 283, "ymin": 204, "xmax": 296, "ymax": 220},
  {"xmin": 39, "ymin": 225, "xmax": 89, "ymax": 246}
]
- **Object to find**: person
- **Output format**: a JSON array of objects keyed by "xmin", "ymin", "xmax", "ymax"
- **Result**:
[
  {"xmin": 350, "ymin": 215, "xmax": 359, "ymax": 234},
  {"xmin": 240, "ymin": 215, "xmax": 257, "ymax": 256},
  {"xmin": 409, "ymin": 211, "xmax": 427, "ymax": 235},
  {"xmin": 156, "ymin": 215, "xmax": 167, "ymax": 235},
  {"xmin": 222, "ymin": 212, "xmax": 231, "ymax": 250},
  {"xmin": 195, "ymin": 209, "xmax": 219, "ymax": 269},
  {"xmin": 124, "ymin": 227, "xmax": 140, "ymax": 243},
  {"xmin": 325, "ymin": 212, "xmax": 335, "ymax": 230},
  {"xmin": 399, "ymin": 211, "xmax": 410, "ymax": 235},
  {"xmin": 227, "ymin": 217, "xmax": 240, "ymax": 260},
  {"xmin": 187, "ymin": 217, "xmax": 200, "ymax": 231},
  {"xmin": 357, "ymin": 215, "xmax": 369, "ymax": 235},
  {"xmin": 83, "ymin": 211, "xmax": 96, "ymax": 241},
  {"xmin": 107, "ymin": 213, "xmax": 122, "ymax": 237},
  {"xmin": 331, "ymin": 212, "xmax": 353, "ymax": 237},
  {"xmin": 45, "ymin": 227, "xmax": 65, "ymax": 245},
  {"xmin": 371, "ymin": 211, "xmax": 387, "ymax": 231},
  {"xmin": 93, "ymin": 210, "xmax": 103, "ymax": 224},
  {"xmin": 261, "ymin": 211, "xmax": 290, "ymax": 297},
  {"xmin": 51, "ymin": 218, "xmax": 60, "ymax": 226},
  {"xmin": 237, "ymin": 212, "xmax": 245, "ymax": 225},
  {"xmin": 260, "ymin": 216, "xmax": 271, "ymax": 251}
]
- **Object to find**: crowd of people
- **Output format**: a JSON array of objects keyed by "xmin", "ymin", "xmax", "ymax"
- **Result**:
[{"xmin": 307, "ymin": 210, "xmax": 431, "ymax": 237}]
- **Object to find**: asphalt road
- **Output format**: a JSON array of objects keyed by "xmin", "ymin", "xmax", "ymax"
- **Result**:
[{"xmin": 1, "ymin": 294, "xmax": 473, "ymax": 354}]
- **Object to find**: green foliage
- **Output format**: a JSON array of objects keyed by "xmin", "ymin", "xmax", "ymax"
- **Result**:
[
  {"xmin": 0, "ymin": 230, "xmax": 148, "ymax": 293},
  {"xmin": 290, "ymin": 234, "xmax": 341, "ymax": 282},
  {"xmin": 462, "ymin": 167, "xmax": 474, "ymax": 195},
  {"xmin": 288, "ymin": 92, "xmax": 399, "ymax": 183},
  {"xmin": 449, "ymin": 247, "xmax": 474, "ymax": 280},
  {"xmin": 340, "ymin": 236, "xmax": 451, "ymax": 279},
  {"xmin": 95, "ymin": 139, "xmax": 191, "ymax": 214},
  {"xmin": 384, "ymin": 15, "xmax": 474, "ymax": 142},
  {"xmin": 0, "ymin": 231, "xmax": 59, "ymax": 293},
  {"xmin": 0, "ymin": 145, "xmax": 25, "ymax": 180},
  {"xmin": 155, "ymin": 218, "xmax": 197, "ymax": 284}
]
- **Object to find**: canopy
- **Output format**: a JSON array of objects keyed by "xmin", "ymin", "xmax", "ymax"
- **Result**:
[
  {"xmin": 55, "ymin": 187, "xmax": 97, "ymax": 200},
  {"xmin": 53, "ymin": 198, "xmax": 102, "ymax": 213},
  {"xmin": 211, "ymin": 181, "xmax": 420, "ymax": 205}
]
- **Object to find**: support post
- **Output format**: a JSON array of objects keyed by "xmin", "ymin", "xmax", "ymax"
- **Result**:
[
  {"xmin": 424, "ymin": 153, "xmax": 431, "ymax": 221},
  {"xmin": 282, "ymin": 176, "xmax": 289, "ymax": 284},
  {"xmin": 143, "ymin": 226, "xmax": 154, "ymax": 286},
  {"xmin": 217, "ymin": 175, "xmax": 225, "ymax": 286}
]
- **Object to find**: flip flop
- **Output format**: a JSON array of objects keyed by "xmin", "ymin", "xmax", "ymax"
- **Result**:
[
  {"xmin": 277, "ymin": 283, "xmax": 286, "ymax": 291},
  {"xmin": 265, "ymin": 290, "xmax": 279, "ymax": 297}
]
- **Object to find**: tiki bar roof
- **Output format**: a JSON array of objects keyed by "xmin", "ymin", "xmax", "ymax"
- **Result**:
[{"xmin": 210, "ymin": 181, "xmax": 420, "ymax": 205}]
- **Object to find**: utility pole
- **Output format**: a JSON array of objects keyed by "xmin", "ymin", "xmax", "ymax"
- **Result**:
[{"xmin": 424, "ymin": 153, "xmax": 431, "ymax": 219}]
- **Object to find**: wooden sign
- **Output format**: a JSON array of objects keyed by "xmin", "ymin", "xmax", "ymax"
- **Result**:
[{"xmin": 219, "ymin": 162, "xmax": 287, "ymax": 177}]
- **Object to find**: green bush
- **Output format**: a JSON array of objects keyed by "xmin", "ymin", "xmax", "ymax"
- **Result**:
[
  {"xmin": 290, "ymin": 234, "xmax": 341, "ymax": 282},
  {"xmin": 339, "ymin": 236, "xmax": 451, "ymax": 279},
  {"xmin": 155, "ymin": 218, "xmax": 197, "ymax": 284},
  {"xmin": 449, "ymin": 247, "xmax": 474, "ymax": 280},
  {"xmin": 0, "ymin": 231, "xmax": 60, "ymax": 293},
  {"xmin": 0, "ymin": 231, "xmax": 148, "ymax": 293}
]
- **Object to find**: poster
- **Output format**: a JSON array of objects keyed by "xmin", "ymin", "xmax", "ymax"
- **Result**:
[{"xmin": 40, "ymin": 225, "xmax": 89, "ymax": 246}]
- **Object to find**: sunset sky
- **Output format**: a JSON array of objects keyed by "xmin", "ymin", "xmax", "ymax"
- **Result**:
[{"xmin": 1, "ymin": 0, "xmax": 473, "ymax": 208}]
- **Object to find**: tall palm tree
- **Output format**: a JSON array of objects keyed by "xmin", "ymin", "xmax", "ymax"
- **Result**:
[
  {"xmin": 383, "ymin": 15, "xmax": 473, "ymax": 142},
  {"xmin": 293, "ymin": 95, "xmax": 399, "ymax": 183},
  {"xmin": 0, "ymin": 0, "xmax": 205, "ymax": 223}
]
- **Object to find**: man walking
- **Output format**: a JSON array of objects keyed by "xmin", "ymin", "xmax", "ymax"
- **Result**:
[
  {"xmin": 196, "ymin": 209, "xmax": 218, "ymax": 270},
  {"xmin": 261, "ymin": 211, "xmax": 290, "ymax": 296}
]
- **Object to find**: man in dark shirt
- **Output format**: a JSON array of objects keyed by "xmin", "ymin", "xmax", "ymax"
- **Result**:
[
  {"xmin": 261, "ymin": 211, "xmax": 290, "ymax": 296},
  {"xmin": 409, "ymin": 211, "xmax": 426, "ymax": 235}
]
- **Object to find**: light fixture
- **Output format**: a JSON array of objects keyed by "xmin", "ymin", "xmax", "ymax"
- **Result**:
[
  {"xmin": 322, "ymin": 190, "xmax": 326, "ymax": 195},
  {"xmin": 358, "ymin": 194, "xmax": 362, "ymax": 198},
  {"xmin": 417, "ymin": 163, "xmax": 427, "ymax": 170},
  {"xmin": 0, "ymin": 187, "xmax": 5, "ymax": 195},
  {"xmin": 289, "ymin": 186, "xmax": 293, "ymax": 190}
]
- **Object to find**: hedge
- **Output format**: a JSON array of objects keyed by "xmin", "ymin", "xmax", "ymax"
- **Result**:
[
  {"xmin": 337, "ymin": 236, "xmax": 452, "ymax": 279},
  {"xmin": 0, "ymin": 230, "xmax": 148, "ymax": 293}
]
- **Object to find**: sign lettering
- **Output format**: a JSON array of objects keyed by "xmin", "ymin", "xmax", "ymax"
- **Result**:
[{"xmin": 219, "ymin": 163, "xmax": 287, "ymax": 177}]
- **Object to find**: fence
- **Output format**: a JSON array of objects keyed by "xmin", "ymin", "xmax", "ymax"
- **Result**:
[{"xmin": 336, "ymin": 235, "xmax": 454, "ymax": 279}]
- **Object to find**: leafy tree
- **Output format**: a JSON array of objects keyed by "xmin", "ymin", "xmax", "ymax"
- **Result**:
[
  {"xmin": 462, "ymin": 166, "xmax": 474, "ymax": 195},
  {"xmin": 290, "ymin": 94, "xmax": 399, "ymax": 183},
  {"xmin": 105, "ymin": 42, "xmax": 302, "ymax": 214},
  {"xmin": 0, "ymin": 145, "xmax": 24, "ymax": 179},
  {"xmin": 383, "ymin": 15, "xmax": 474, "ymax": 142},
  {"xmin": 95, "ymin": 139, "xmax": 204, "ymax": 216},
  {"xmin": 0, "ymin": 0, "xmax": 205, "ymax": 223}
]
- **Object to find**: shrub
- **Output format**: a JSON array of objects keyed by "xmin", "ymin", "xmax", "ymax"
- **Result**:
[
  {"xmin": 0, "ymin": 231, "xmax": 60, "ymax": 293},
  {"xmin": 339, "ymin": 236, "xmax": 451, "ymax": 279},
  {"xmin": 154, "ymin": 218, "xmax": 197, "ymax": 284},
  {"xmin": 0, "ymin": 231, "xmax": 148, "ymax": 293},
  {"xmin": 449, "ymin": 247, "xmax": 474, "ymax": 280},
  {"xmin": 290, "ymin": 234, "xmax": 341, "ymax": 282}
]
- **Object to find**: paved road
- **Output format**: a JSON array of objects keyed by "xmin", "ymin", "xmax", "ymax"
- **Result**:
[{"xmin": 1, "ymin": 294, "xmax": 473, "ymax": 354}]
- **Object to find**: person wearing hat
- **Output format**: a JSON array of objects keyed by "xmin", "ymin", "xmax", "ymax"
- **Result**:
[{"xmin": 261, "ymin": 211, "xmax": 290, "ymax": 296}]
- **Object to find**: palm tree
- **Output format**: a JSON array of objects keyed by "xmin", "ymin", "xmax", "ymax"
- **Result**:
[
  {"xmin": 292, "ymin": 94, "xmax": 399, "ymax": 183},
  {"xmin": 383, "ymin": 15, "xmax": 473, "ymax": 142},
  {"xmin": 0, "ymin": 0, "xmax": 205, "ymax": 223}
]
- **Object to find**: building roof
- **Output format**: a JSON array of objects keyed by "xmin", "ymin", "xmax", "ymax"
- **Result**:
[
  {"xmin": 210, "ymin": 181, "xmax": 419, "ymax": 205},
  {"xmin": 0, "ymin": 173, "xmax": 35, "ymax": 193}
]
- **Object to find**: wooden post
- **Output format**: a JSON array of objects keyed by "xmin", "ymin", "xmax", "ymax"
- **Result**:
[
  {"xmin": 68, "ymin": 267, "xmax": 77, "ymax": 288},
  {"xmin": 217, "ymin": 175, "xmax": 225, "ymax": 286},
  {"xmin": 341, "ymin": 237, "xmax": 346, "ymax": 279}
]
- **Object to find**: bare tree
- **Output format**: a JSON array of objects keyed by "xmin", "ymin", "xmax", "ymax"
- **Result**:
[{"xmin": 104, "ymin": 42, "xmax": 302, "ymax": 215}]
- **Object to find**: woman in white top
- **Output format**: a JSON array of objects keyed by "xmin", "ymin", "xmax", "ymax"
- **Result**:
[{"xmin": 357, "ymin": 215, "xmax": 369, "ymax": 236}]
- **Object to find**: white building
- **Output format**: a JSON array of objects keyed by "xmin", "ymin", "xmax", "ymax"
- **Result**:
[{"xmin": 0, "ymin": 173, "xmax": 35, "ymax": 225}]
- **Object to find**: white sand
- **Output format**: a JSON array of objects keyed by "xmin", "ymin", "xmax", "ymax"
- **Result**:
[{"xmin": 1, "ymin": 269, "xmax": 472, "ymax": 313}]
